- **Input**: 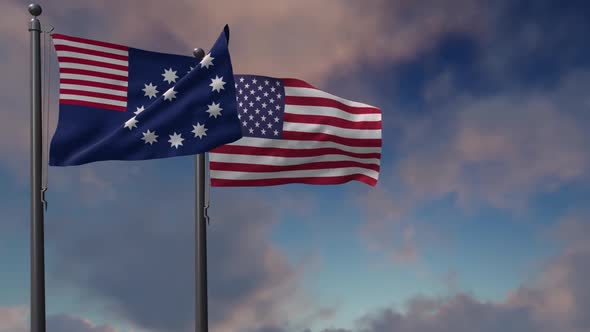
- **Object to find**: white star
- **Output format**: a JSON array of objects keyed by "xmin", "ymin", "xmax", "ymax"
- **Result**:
[
  {"xmin": 187, "ymin": 66, "xmax": 195, "ymax": 74},
  {"xmin": 245, "ymin": 83, "xmax": 250, "ymax": 89},
  {"xmin": 274, "ymin": 130, "xmax": 279, "ymax": 136},
  {"xmin": 263, "ymin": 92, "xmax": 269, "ymax": 97},
  {"xmin": 268, "ymin": 110, "xmax": 274, "ymax": 116},
  {"xmin": 276, "ymin": 93, "xmax": 282, "ymax": 98},
  {"xmin": 267, "ymin": 123, "xmax": 273, "ymax": 129},
  {"xmin": 243, "ymin": 108, "xmax": 249, "ymax": 113},
  {"xmin": 244, "ymin": 95, "xmax": 249, "ymax": 101},
  {"xmin": 242, "ymin": 121, "xmax": 248, "ymax": 127},
  {"xmin": 276, "ymin": 81, "xmax": 280, "ymax": 86},
  {"xmin": 134, "ymin": 105, "xmax": 145, "ymax": 115},
  {"xmin": 262, "ymin": 103, "xmax": 267, "ymax": 109},
  {"xmin": 264, "ymin": 80, "xmax": 269, "ymax": 85},
  {"xmin": 237, "ymin": 113, "xmax": 242, "ymax": 119},
  {"xmin": 142, "ymin": 83, "xmax": 158, "ymax": 99},
  {"xmin": 163, "ymin": 88, "xmax": 177, "ymax": 101},
  {"xmin": 255, "ymin": 109, "xmax": 260, "ymax": 114},
  {"xmin": 238, "ymin": 89, "xmax": 243, "ymax": 95},
  {"xmin": 124, "ymin": 117, "xmax": 138, "ymax": 130},
  {"xmin": 249, "ymin": 115, "xmax": 254, "ymax": 121},
  {"xmin": 269, "ymin": 98, "xmax": 275, "ymax": 104},
  {"xmin": 274, "ymin": 117, "xmax": 280, "ymax": 123},
  {"xmin": 248, "ymin": 128, "xmax": 254, "ymax": 134},
  {"xmin": 271, "ymin": 87, "xmax": 276, "ymax": 92},
  {"xmin": 206, "ymin": 102, "xmax": 223, "ymax": 118},
  {"xmin": 261, "ymin": 129, "xmax": 267, "ymax": 135},
  {"xmin": 199, "ymin": 53, "xmax": 214, "ymax": 69},
  {"xmin": 255, "ymin": 122, "xmax": 260, "ymax": 128},
  {"xmin": 252, "ymin": 78, "xmax": 258, "ymax": 84},
  {"xmin": 256, "ymin": 96, "xmax": 261, "ymax": 101},
  {"xmin": 209, "ymin": 76, "xmax": 226, "ymax": 92},
  {"xmin": 249, "ymin": 102, "xmax": 254, "ymax": 107},
  {"xmin": 275, "ymin": 105, "xmax": 280, "ymax": 110},
  {"xmin": 192, "ymin": 123, "xmax": 208, "ymax": 139},
  {"xmin": 162, "ymin": 68, "xmax": 178, "ymax": 84},
  {"xmin": 239, "ymin": 77, "xmax": 245, "ymax": 83},
  {"xmin": 261, "ymin": 115, "xmax": 267, "ymax": 122},
  {"xmin": 141, "ymin": 130, "xmax": 158, "ymax": 145},
  {"xmin": 250, "ymin": 90, "xmax": 255, "ymax": 95},
  {"xmin": 168, "ymin": 132, "xmax": 184, "ymax": 149},
  {"xmin": 239, "ymin": 102, "xmax": 243, "ymax": 107},
  {"xmin": 257, "ymin": 86, "xmax": 263, "ymax": 91}
]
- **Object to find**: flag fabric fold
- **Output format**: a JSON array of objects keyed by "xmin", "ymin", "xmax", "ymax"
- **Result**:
[
  {"xmin": 50, "ymin": 25, "xmax": 242, "ymax": 166},
  {"xmin": 209, "ymin": 75, "xmax": 382, "ymax": 186}
]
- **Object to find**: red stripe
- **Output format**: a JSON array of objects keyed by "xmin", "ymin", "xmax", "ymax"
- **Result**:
[
  {"xmin": 285, "ymin": 96, "xmax": 380, "ymax": 115},
  {"xmin": 60, "ymin": 89, "xmax": 127, "ymax": 102},
  {"xmin": 281, "ymin": 78, "xmax": 318, "ymax": 89},
  {"xmin": 60, "ymin": 79, "xmax": 128, "ymax": 92},
  {"xmin": 282, "ymin": 131, "xmax": 382, "ymax": 147},
  {"xmin": 211, "ymin": 174, "xmax": 378, "ymax": 187},
  {"xmin": 59, "ymin": 100, "xmax": 126, "ymax": 112},
  {"xmin": 210, "ymin": 161, "xmax": 380, "ymax": 173},
  {"xmin": 57, "ymin": 56, "xmax": 128, "ymax": 71},
  {"xmin": 60, "ymin": 68, "xmax": 127, "ymax": 81},
  {"xmin": 283, "ymin": 113, "xmax": 382, "ymax": 130},
  {"xmin": 54, "ymin": 45, "xmax": 128, "ymax": 61},
  {"xmin": 211, "ymin": 145, "xmax": 381, "ymax": 159},
  {"xmin": 52, "ymin": 34, "xmax": 128, "ymax": 51}
]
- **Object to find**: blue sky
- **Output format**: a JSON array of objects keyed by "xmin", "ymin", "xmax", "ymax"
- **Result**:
[{"xmin": 2, "ymin": 1, "xmax": 590, "ymax": 332}]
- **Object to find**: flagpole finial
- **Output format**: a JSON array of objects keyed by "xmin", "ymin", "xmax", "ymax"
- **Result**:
[
  {"xmin": 193, "ymin": 48, "xmax": 205, "ymax": 61},
  {"xmin": 28, "ymin": 3, "xmax": 42, "ymax": 16}
]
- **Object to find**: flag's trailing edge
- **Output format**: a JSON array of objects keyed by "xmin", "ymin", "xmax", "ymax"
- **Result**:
[
  {"xmin": 209, "ymin": 75, "xmax": 382, "ymax": 187},
  {"xmin": 50, "ymin": 25, "xmax": 242, "ymax": 166}
]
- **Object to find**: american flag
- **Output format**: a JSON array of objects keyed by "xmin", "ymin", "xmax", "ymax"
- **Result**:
[{"xmin": 209, "ymin": 75, "xmax": 382, "ymax": 186}]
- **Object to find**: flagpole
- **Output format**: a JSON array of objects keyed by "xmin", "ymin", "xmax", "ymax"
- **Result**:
[
  {"xmin": 193, "ymin": 48, "xmax": 208, "ymax": 332},
  {"xmin": 28, "ymin": 3, "xmax": 46, "ymax": 332}
]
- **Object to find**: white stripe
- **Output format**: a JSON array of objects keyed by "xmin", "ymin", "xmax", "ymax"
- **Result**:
[
  {"xmin": 285, "ymin": 105, "xmax": 382, "ymax": 122},
  {"xmin": 56, "ymin": 50, "xmax": 128, "ymax": 67},
  {"xmin": 60, "ymin": 73, "xmax": 128, "ymax": 87},
  {"xmin": 60, "ymin": 84, "xmax": 127, "ymax": 97},
  {"xmin": 209, "ymin": 153, "xmax": 380, "ymax": 166},
  {"xmin": 59, "ymin": 94, "xmax": 127, "ymax": 107},
  {"xmin": 59, "ymin": 62, "xmax": 128, "ymax": 77},
  {"xmin": 222, "ymin": 137, "xmax": 381, "ymax": 154},
  {"xmin": 285, "ymin": 86, "xmax": 378, "ymax": 109},
  {"xmin": 53, "ymin": 38, "xmax": 128, "ymax": 56},
  {"xmin": 210, "ymin": 167, "xmax": 379, "ymax": 180},
  {"xmin": 283, "ymin": 122, "xmax": 382, "ymax": 139}
]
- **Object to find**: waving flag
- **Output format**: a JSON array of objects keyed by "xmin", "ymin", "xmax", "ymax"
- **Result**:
[
  {"xmin": 50, "ymin": 26, "xmax": 242, "ymax": 166},
  {"xmin": 209, "ymin": 75, "xmax": 382, "ymax": 186}
]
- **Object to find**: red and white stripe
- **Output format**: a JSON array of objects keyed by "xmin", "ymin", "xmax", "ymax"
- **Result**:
[
  {"xmin": 53, "ymin": 34, "xmax": 129, "ymax": 112},
  {"xmin": 210, "ymin": 78, "xmax": 382, "ymax": 186}
]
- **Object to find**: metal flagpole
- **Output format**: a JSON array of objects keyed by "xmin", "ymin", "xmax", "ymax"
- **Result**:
[
  {"xmin": 28, "ymin": 3, "xmax": 46, "ymax": 332},
  {"xmin": 193, "ymin": 48, "xmax": 208, "ymax": 332}
]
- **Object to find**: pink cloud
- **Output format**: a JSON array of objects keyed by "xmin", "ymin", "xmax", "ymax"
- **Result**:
[{"xmin": 0, "ymin": 307, "xmax": 119, "ymax": 332}]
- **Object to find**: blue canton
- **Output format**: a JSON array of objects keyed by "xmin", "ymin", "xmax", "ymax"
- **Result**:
[{"xmin": 234, "ymin": 75, "xmax": 285, "ymax": 139}]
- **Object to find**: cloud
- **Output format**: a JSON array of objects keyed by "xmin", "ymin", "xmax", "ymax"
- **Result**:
[
  {"xmin": 0, "ymin": 306, "xmax": 27, "ymax": 332},
  {"xmin": 397, "ymin": 70, "xmax": 590, "ymax": 211},
  {"xmin": 45, "ymin": 184, "xmax": 313, "ymax": 332},
  {"xmin": 0, "ymin": 307, "xmax": 118, "ymax": 332},
  {"xmin": 311, "ymin": 214, "xmax": 590, "ymax": 332},
  {"xmin": 47, "ymin": 314, "xmax": 119, "ymax": 332}
]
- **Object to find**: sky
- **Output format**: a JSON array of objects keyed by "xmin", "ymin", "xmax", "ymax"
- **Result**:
[{"xmin": 1, "ymin": 0, "xmax": 590, "ymax": 332}]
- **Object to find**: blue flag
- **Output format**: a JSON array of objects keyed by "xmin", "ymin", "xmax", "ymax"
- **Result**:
[{"xmin": 50, "ymin": 26, "xmax": 242, "ymax": 166}]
